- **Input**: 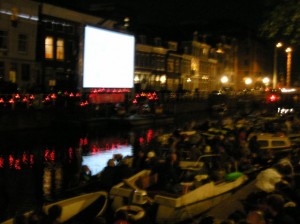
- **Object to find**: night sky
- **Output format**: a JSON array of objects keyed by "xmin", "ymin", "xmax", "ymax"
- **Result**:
[{"xmin": 36, "ymin": 0, "xmax": 266, "ymax": 40}]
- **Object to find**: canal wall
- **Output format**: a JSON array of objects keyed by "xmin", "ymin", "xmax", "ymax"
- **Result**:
[{"xmin": 0, "ymin": 100, "xmax": 209, "ymax": 132}]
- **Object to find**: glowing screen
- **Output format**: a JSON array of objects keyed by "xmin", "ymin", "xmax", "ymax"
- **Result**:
[{"xmin": 83, "ymin": 25, "xmax": 135, "ymax": 88}]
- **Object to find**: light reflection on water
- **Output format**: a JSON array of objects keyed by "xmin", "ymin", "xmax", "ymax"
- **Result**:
[
  {"xmin": 82, "ymin": 145, "xmax": 133, "ymax": 176},
  {"xmin": 0, "ymin": 127, "xmax": 161, "ymax": 201},
  {"xmin": 0, "ymin": 124, "xmax": 175, "ymax": 222}
]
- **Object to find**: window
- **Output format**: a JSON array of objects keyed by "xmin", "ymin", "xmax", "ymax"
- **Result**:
[
  {"xmin": 45, "ymin": 36, "xmax": 54, "ymax": 59},
  {"xmin": 56, "ymin": 38, "xmax": 64, "ymax": 60},
  {"xmin": 21, "ymin": 64, "xmax": 30, "ymax": 81},
  {"xmin": 0, "ymin": 31, "xmax": 8, "ymax": 49},
  {"xmin": 258, "ymin": 140, "xmax": 268, "ymax": 147},
  {"xmin": 272, "ymin": 141, "xmax": 286, "ymax": 147},
  {"xmin": 9, "ymin": 63, "xmax": 17, "ymax": 83},
  {"xmin": 18, "ymin": 34, "xmax": 28, "ymax": 53},
  {"xmin": 167, "ymin": 59, "xmax": 174, "ymax": 72}
]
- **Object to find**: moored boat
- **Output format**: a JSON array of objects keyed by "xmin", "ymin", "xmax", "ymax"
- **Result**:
[
  {"xmin": 154, "ymin": 174, "xmax": 248, "ymax": 223},
  {"xmin": 2, "ymin": 191, "xmax": 108, "ymax": 224},
  {"xmin": 109, "ymin": 165, "xmax": 248, "ymax": 224}
]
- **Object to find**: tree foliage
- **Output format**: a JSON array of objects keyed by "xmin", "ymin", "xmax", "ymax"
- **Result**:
[{"xmin": 259, "ymin": 0, "xmax": 300, "ymax": 45}]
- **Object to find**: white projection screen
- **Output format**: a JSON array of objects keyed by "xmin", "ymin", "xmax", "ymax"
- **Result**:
[{"xmin": 83, "ymin": 25, "xmax": 135, "ymax": 88}]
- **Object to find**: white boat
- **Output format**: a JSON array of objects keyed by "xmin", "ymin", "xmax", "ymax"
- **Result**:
[
  {"xmin": 110, "ymin": 165, "xmax": 248, "ymax": 224},
  {"xmin": 154, "ymin": 174, "xmax": 248, "ymax": 223},
  {"xmin": 2, "ymin": 191, "xmax": 108, "ymax": 224}
]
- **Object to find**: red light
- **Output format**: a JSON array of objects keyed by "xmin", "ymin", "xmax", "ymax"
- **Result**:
[
  {"xmin": 30, "ymin": 154, "xmax": 34, "ymax": 167},
  {"xmin": 91, "ymin": 145, "xmax": 97, "ymax": 154},
  {"xmin": 22, "ymin": 152, "xmax": 28, "ymax": 164},
  {"xmin": 9, "ymin": 155, "xmax": 14, "ymax": 168},
  {"xmin": 50, "ymin": 150, "xmax": 55, "ymax": 161},
  {"xmin": 147, "ymin": 129, "xmax": 154, "ymax": 142},
  {"xmin": 80, "ymin": 101, "xmax": 88, "ymax": 107},
  {"xmin": 44, "ymin": 149, "xmax": 54, "ymax": 161},
  {"xmin": 14, "ymin": 159, "xmax": 21, "ymax": 170},
  {"xmin": 268, "ymin": 94, "xmax": 278, "ymax": 102},
  {"xmin": 139, "ymin": 137, "xmax": 144, "ymax": 144},
  {"xmin": 0, "ymin": 98, "xmax": 4, "ymax": 103},
  {"xmin": 0, "ymin": 157, "xmax": 4, "ymax": 168},
  {"xmin": 83, "ymin": 137, "xmax": 88, "ymax": 145},
  {"xmin": 68, "ymin": 147, "xmax": 73, "ymax": 159}
]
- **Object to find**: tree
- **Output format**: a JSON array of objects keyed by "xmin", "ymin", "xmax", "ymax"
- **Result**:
[{"xmin": 259, "ymin": 0, "xmax": 300, "ymax": 45}]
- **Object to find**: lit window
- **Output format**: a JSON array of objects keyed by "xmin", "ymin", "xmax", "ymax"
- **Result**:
[
  {"xmin": 56, "ymin": 38, "xmax": 64, "ymax": 60},
  {"xmin": 0, "ymin": 30, "xmax": 8, "ymax": 49},
  {"xmin": 45, "ymin": 36, "xmax": 54, "ymax": 59},
  {"xmin": 18, "ymin": 34, "xmax": 28, "ymax": 53}
]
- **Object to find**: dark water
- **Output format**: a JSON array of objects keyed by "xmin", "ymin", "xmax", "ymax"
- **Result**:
[
  {"xmin": 0, "ymin": 122, "xmax": 177, "ymax": 221},
  {"xmin": 0, "ymin": 111, "xmax": 209, "ymax": 222}
]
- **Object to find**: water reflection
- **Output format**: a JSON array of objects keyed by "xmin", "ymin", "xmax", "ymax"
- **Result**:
[
  {"xmin": 82, "ymin": 145, "xmax": 132, "ymax": 176},
  {"xmin": 0, "ymin": 126, "xmax": 162, "ymax": 213}
]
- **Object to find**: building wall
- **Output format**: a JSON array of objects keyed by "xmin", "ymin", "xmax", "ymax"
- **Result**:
[
  {"xmin": 237, "ymin": 37, "xmax": 273, "ymax": 90},
  {"xmin": 0, "ymin": 0, "xmax": 39, "ymax": 91}
]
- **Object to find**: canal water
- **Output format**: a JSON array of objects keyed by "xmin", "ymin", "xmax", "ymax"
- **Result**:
[{"xmin": 0, "ymin": 114, "xmax": 200, "ymax": 221}]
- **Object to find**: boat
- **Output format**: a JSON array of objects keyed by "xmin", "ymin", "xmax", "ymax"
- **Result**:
[
  {"xmin": 154, "ymin": 173, "xmax": 247, "ymax": 223},
  {"xmin": 109, "ymin": 157, "xmax": 249, "ymax": 224},
  {"xmin": 2, "ymin": 191, "xmax": 108, "ymax": 224}
]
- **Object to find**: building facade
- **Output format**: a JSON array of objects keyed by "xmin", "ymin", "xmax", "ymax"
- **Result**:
[
  {"xmin": 0, "ymin": 0, "xmax": 273, "ymax": 96},
  {"xmin": 0, "ymin": 0, "xmax": 39, "ymax": 92},
  {"xmin": 237, "ymin": 37, "xmax": 273, "ymax": 90},
  {"xmin": 0, "ymin": 0, "xmax": 116, "ymax": 93}
]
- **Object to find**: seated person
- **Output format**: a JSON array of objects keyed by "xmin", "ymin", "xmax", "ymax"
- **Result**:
[{"xmin": 158, "ymin": 151, "xmax": 182, "ymax": 193}]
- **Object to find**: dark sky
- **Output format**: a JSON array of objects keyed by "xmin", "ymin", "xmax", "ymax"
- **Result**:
[
  {"xmin": 38, "ymin": 0, "xmax": 266, "ymax": 41},
  {"xmin": 96, "ymin": 0, "xmax": 267, "ymax": 41}
]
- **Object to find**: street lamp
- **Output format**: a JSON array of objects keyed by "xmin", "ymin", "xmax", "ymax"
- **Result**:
[
  {"xmin": 245, "ymin": 77, "xmax": 252, "ymax": 88},
  {"xmin": 262, "ymin": 77, "xmax": 270, "ymax": 88},
  {"xmin": 273, "ymin": 42, "xmax": 283, "ymax": 89},
  {"xmin": 285, "ymin": 47, "xmax": 292, "ymax": 88},
  {"xmin": 221, "ymin": 75, "xmax": 229, "ymax": 84}
]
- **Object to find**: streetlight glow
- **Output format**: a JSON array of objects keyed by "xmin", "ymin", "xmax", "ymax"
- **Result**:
[
  {"xmin": 245, "ymin": 78, "xmax": 252, "ymax": 85},
  {"xmin": 262, "ymin": 77, "xmax": 270, "ymax": 85},
  {"xmin": 285, "ymin": 47, "xmax": 292, "ymax": 87},
  {"xmin": 221, "ymin": 76, "xmax": 229, "ymax": 84},
  {"xmin": 273, "ymin": 42, "xmax": 283, "ymax": 89},
  {"xmin": 285, "ymin": 47, "xmax": 292, "ymax": 53}
]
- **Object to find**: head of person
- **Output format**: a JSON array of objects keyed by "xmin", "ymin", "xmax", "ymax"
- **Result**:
[{"xmin": 107, "ymin": 159, "xmax": 115, "ymax": 167}]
